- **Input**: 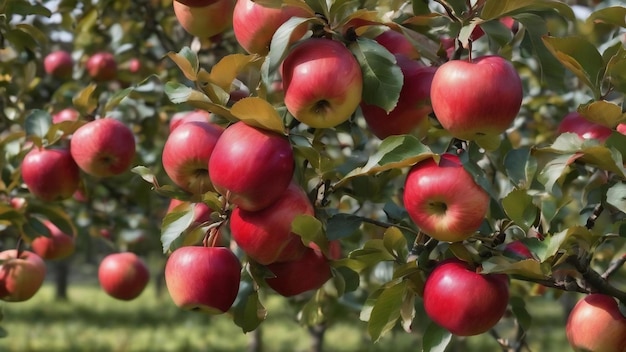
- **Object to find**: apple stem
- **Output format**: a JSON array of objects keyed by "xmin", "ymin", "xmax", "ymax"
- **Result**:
[
  {"xmin": 203, "ymin": 221, "xmax": 223, "ymax": 248},
  {"xmin": 15, "ymin": 236, "xmax": 24, "ymax": 258}
]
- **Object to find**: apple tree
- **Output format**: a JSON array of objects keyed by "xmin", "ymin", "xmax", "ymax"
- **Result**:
[{"xmin": 1, "ymin": 0, "xmax": 626, "ymax": 350}]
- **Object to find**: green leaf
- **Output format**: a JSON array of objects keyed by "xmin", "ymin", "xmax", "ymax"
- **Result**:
[
  {"xmin": 382, "ymin": 227, "xmax": 408, "ymax": 262},
  {"xmin": 26, "ymin": 203, "xmax": 76, "ymax": 237},
  {"xmin": 291, "ymin": 214, "xmax": 329, "ymax": 256},
  {"xmin": 267, "ymin": 17, "xmax": 319, "ymax": 74},
  {"xmin": 72, "ymin": 83, "xmax": 98, "ymax": 114},
  {"xmin": 482, "ymin": 0, "xmax": 574, "ymax": 21},
  {"xmin": 603, "ymin": 43, "xmax": 626, "ymax": 93},
  {"xmin": 349, "ymin": 239, "xmax": 396, "ymax": 268},
  {"xmin": 166, "ymin": 47, "xmax": 199, "ymax": 81},
  {"xmin": 230, "ymin": 97, "xmax": 285, "ymax": 134},
  {"xmin": 6, "ymin": 0, "xmax": 51, "ymax": 16},
  {"xmin": 543, "ymin": 226, "xmax": 598, "ymax": 260},
  {"xmin": 326, "ymin": 213, "xmax": 363, "ymax": 240},
  {"xmin": 338, "ymin": 135, "xmax": 432, "ymax": 188},
  {"xmin": 587, "ymin": 6, "xmax": 626, "ymax": 27},
  {"xmin": 578, "ymin": 100, "xmax": 626, "ymax": 128},
  {"xmin": 333, "ymin": 266, "xmax": 360, "ymax": 293},
  {"xmin": 537, "ymin": 152, "xmax": 581, "ymax": 192},
  {"xmin": 504, "ymin": 146, "xmax": 537, "ymax": 188},
  {"xmin": 14, "ymin": 24, "xmax": 48, "ymax": 47},
  {"xmin": 481, "ymin": 256, "xmax": 547, "ymax": 280},
  {"xmin": 164, "ymin": 82, "xmax": 234, "ymax": 119},
  {"xmin": 422, "ymin": 321, "xmax": 452, "ymax": 352},
  {"xmin": 366, "ymin": 279, "xmax": 408, "ymax": 342},
  {"xmin": 510, "ymin": 296, "xmax": 532, "ymax": 331},
  {"xmin": 233, "ymin": 282, "xmax": 266, "ymax": 333},
  {"xmin": 4, "ymin": 29, "xmax": 38, "ymax": 51},
  {"xmin": 349, "ymin": 37, "xmax": 403, "ymax": 113},
  {"xmin": 607, "ymin": 183, "xmax": 626, "ymax": 214},
  {"xmin": 161, "ymin": 205, "xmax": 196, "ymax": 253},
  {"xmin": 542, "ymin": 36, "xmax": 604, "ymax": 97},
  {"xmin": 502, "ymin": 189, "xmax": 538, "ymax": 231},
  {"xmin": 298, "ymin": 290, "xmax": 326, "ymax": 326},
  {"xmin": 24, "ymin": 110, "xmax": 51, "ymax": 140}
]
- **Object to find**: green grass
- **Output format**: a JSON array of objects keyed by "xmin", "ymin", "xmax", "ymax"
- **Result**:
[{"xmin": 0, "ymin": 282, "xmax": 571, "ymax": 352}]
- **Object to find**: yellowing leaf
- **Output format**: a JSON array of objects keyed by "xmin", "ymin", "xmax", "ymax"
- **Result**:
[
  {"xmin": 230, "ymin": 97, "xmax": 285, "ymax": 134},
  {"xmin": 72, "ymin": 83, "xmax": 98, "ymax": 114},
  {"xmin": 578, "ymin": 100, "xmax": 626, "ymax": 128},
  {"xmin": 166, "ymin": 47, "xmax": 199, "ymax": 81},
  {"xmin": 210, "ymin": 54, "xmax": 264, "ymax": 92}
]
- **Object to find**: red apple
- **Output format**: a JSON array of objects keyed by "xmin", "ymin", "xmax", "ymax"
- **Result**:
[
  {"xmin": 557, "ymin": 111, "xmax": 613, "ymax": 142},
  {"xmin": 0, "ymin": 250, "xmax": 46, "ymax": 302},
  {"xmin": 127, "ymin": 58, "xmax": 141, "ymax": 74},
  {"xmin": 70, "ymin": 118, "xmax": 136, "ymax": 177},
  {"xmin": 265, "ymin": 245, "xmax": 333, "ymax": 297},
  {"xmin": 430, "ymin": 55, "xmax": 523, "ymax": 142},
  {"xmin": 232, "ymin": 0, "xmax": 311, "ymax": 55},
  {"xmin": 86, "ymin": 52, "xmax": 117, "ymax": 81},
  {"xmin": 165, "ymin": 246, "xmax": 241, "ymax": 313},
  {"xmin": 208, "ymin": 121, "xmax": 294, "ymax": 212},
  {"xmin": 423, "ymin": 258, "xmax": 509, "ymax": 336},
  {"xmin": 31, "ymin": 220, "xmax": 75, "ymax": 261},
  {"xmin": 167, "ymin": 199, "xmax": 212, "ymax": 225},
  {"xmin": 618, "ymin": 123, "xmax": 626, "ymax": 135},
  {"xmin": 230, "ymin": 182, "xmax": 312, "ymax": 265},
  {"xmin": 374, "ymin": 29, "xmax": 419, "ymax": 60},
  {"xmin": 403, "ymin": 154, "xmax": 489, "ymax": 242},
  {"xmin": 44, "ymin": 50, "xmax": 73, "ymax": 79},
  {"xmin": 52, "ymin": 108, "xmax": 80, "ymax": 123},
  {"xmin": 169, "ymin": 110, "xmax": 212, "ymax": 132},
  {"xmin": 21, "ymin": 147, "xmax": 80, "ymax": 201},
  {"xmin": 360, "ymin": 55, "xmax": 436, "ymax": 139},
  {"xmin": 566, "ymin": 293, "xmax": 626, "ymax": 352},
  {"xmin": 162, "ymin": 121, "xmax": 223, "ymax": 194},
  {"xmin": 503, "ymin": 240, "xmax": 534, "ymax": 259},
  {"xmin": 281, "ymin": 38, "xmax": 363, "ymax": 128},
  {"xmin": 98, "ymin": 252, "xmax": 150, "ymax": 301},
  {"xmin": 173, "ymin": 0, "xmax": 235, "ymax": 38}
]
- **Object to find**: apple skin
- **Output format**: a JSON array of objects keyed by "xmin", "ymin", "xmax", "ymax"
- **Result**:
[
  {"xmin": 281, "ymin": 38, "xmax": 363, "ymax": 129},
  {"xmin": 0, "ymin": 250, "xmax": 47, "ymax": 302},
  {"xmin": 167, "ymin": 199, "xmax": 212, "ymax": 225},
  {"xmin": 423, "ymin": 258, "xmax": 509, "ymax": 336},
  {"xmin": 618, "ymin": 123, "xmax": 626, "ymax": 135},
  {"xmin": 165, "ymin": 246, "xmax": 241, "ymax": 314},
  {"xmin": 86, "ymin": 52, "xmax": 117, "ymax": 82},
  {"xmin": 98, "ymin": 252, "xmax": 150, "ymax": 301},
  {"xmin": 31, "ymin": 220, "xmax": 76, "ymax": 261},
  {"xmin": 265, "ymin": 244, "xmax": 333, "ymax": 297},
  {"xmin": 374, "ymin": 30, "xmax": 419, "ymax": 60},
  {"xmin": 503, "ymin": 240, "xmax": 534, "ymax": 259},
  {"xmin": 403, "ymin": 154, "xmax": 489, "ymax": 242},
  {"xmin": 21, "ymin": 147, "xmax": 80, "ymax": 202},
  {"xmin": 557, "ymin": 112, "xmax": 613, "ymax": 142},
  {"xmin": 566, "ymin": 293, "xmax": 626, "ymax": 352},
  {"xmin": 70, "ymin": 118, "xmax": 136, "ymax": 177},
  {"xmin": 360, "ymin": 55, "xmax": 436, "ymax": 139},
  {"xmin": 52, "ymin": 108, "xmax": 80, "ymax": 123},
  {"xmin": 232, "ymin": 0, "xmax": 311, "ymax": 55},
  {"xmin": 44, "ymin": 50, "xmax": 73, "ymax": 79},
  {"xmin": 162, "ymin": 121, "xmax": 224, "ymax": 194},
  {"xmin": 208, "ymin": 121, "xmax": 294, "ymax": 212},
  {"xmin": 169, "ymin": 110, "xmax": 212, "ymax": 132},
  {"xmin": 173, "ymin": 0, "xmax": 235, "ymax": 38},
  {"xmin": 230, "ymin": 182, "xmax": 312, "ymax": 265},
  {"xmin": 430, "ymin": 55, "xmax": 523, "ymax": 141}
]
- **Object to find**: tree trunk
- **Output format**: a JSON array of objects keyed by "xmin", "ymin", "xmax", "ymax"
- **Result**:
[
  {"xmin": 54, "ymin": 259, "xmax": 70, "ymax": 301},
  {"xmin": 309, "ymin": 323, "xmax": 326, "ymax": 352},
  {"xmin": 248, "ymin": 327, "xmax": 262, "ymax": 352}
]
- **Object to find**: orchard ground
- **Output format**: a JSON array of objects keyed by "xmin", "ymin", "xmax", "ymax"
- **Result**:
[{"xmin": 0, "ymin": 257, "xmax": 571, "ymax": 352}]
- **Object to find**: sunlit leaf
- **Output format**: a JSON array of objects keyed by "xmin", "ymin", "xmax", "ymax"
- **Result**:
[
  {"xmin": 481, "ymin": 256, "xmax": 547, "ymax": 280},
  {"xmin": 210, "ymin": 54, "xmax": 264, "ymax": 92},
  {"xmin": 382, "ymin": 227, "xmax": 408, "ymax": 262},
  {"xmin": 422, "ymin": 322, "xmax": 452, "ymax": 352},
  {"xmin": 291, "ymin": 214, "xmax": 329, "ymax": 256},
  {"xmin": 578, "ymin": 100, "xmax": 626, "ymax": 128},
  {"xmin": 166, "ymin": 47, "xmax": 199, "ymax": 81},
  {"xmin": 607, "ymin": 183, "xmax": 626, "ymax": 214},
  {"xmin": 161, "ymin": 206, "xmax": 196, "ymax": 253},
  {"xmin": 587, "ymin": 6, "xmax": 626, "ymax": 27},
  {"xmin": 542, "ymin": 226, "xmax": 598, "ymax": 260},
  {"xmin": 24, "ymin": 109, "xmax": 51, "ymax": 140},
  {"xmin": 366, "ymin": 279, "xmax": 408, "ymax": 342},
  {"xmin": 230, "ymin": 97, "xmax": 285, "ymax": 134},
  {"xmin": 482, "ymin": 0, "xmax": 574, "ymax": 21},
  {"xmin": 72, "ymin": 83, "xmax": 98, "ymax": 114},
  {"xmin": 267, "ymin": 17, "xmax": 319, "ymax": 74},
  {"xmin": 502, "ymin": 189, "xmax": 538, "ymax": 231},
  {"xmin": 349, "ymin": 239, "xmax": 396, "ymax": 267}
]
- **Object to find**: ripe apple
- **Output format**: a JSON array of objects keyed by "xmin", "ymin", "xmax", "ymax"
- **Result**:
[
  {"xmin": 230, "ymin": 182, "xmax": 312, "ymax": 265},
  {"xmin": 281, "ymin": 38, "xmax": 363, "ymax": 128},
  {"xmin": 173, "ymin": 0, "xmax": 235, "ymax": 38},
  {"xmin": 423, "ymin": 258, "xmax": 509, "ymax": 336},
  {"xmin": 503, "ymin": 240, "xmax": 534, "ymax": 259},
  {"xmin": 566, "ymin": 293, "xmax": 626, "ymax": 352},
  {"xmin": 98, "ymin": 252, "xmax": 150, "ymax": 301},
  {"xmin": 208, "ymin": 121, "xmax": 294, "ymax": 212},
  {"xmin": 44, "ymin": 50, "xmax": 73, "ymax": 79},
  {"xmin": 165, "ymin": 246, "xmax": 241, "ymax": 313},
  {"xmin": 360, "ymin": 55, "xmax": 436, "ymax": 139},
  {"xmin": 169, "ymin": 110, "xmax": 212, "ymax": 132},
  {"xmin": 70, "ymin": 118, "xmax": 136, "ymax": 177},
  {"xmin": 374, "ymin": 29, "xmax": 419, "ymax": 59},
  {"xmin": 86, "ymin": 52, "xmax": 117, "ymax": 81},
  {"xmin": 430, "ymin": 55, "xmax": 523, "ymax": 142},
  {"xmin": 21, "ymin": 147, "xmax": 80, "ymax": 201},
  {"xmin": 265, "ymin": 245, "xmax": 333, "ymax": 297},
  {"xmin": 0, "ymin": 250, "xmax": 46, "ymax": 302},
  {"xmin": 232, "ymin": 0, "xmax": 311, "ymax": 55},
  {"xmin": 618, "ymin": 123, "xmax": 626, "ymax": 135},
  {"xmin": 31, "ymin": 220, "xmax": 75, "ymax": 261},
  {"xmin": 52, "ymin": 108, "xmax": 80, "ymax": 123},
  {"xmin": 557, "ymin": 111, "xmax": 613, "ymax": 142},
  {"xmin": 162, "ymin": 121, "xmax": 224, "ymax": 194},
  {"xmin": 403, "ymin": 154, "xmax": 489, "ymax": 242}
]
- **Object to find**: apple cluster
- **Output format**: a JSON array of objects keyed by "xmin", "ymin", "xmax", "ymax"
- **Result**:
[{"xmin": 44, "ymin": 50, "xmax": 119, "ymax": 82}]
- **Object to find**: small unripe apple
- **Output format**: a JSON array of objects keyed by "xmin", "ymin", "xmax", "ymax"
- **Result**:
[
  {"xmin": 165, "ymin": 246, "xmax": 241, "ymax": 313},
  {"xmin": 31, "ymin": 220, "xmax": 75, "ymax": 261},
  {"xmin": 403, "ymin": 154, "xmax": 490, "ymax": 242},
  {"xmin": 86, "ymin": 52, "xmax": 117, "ymax": 81},
  {"xmin": 0, "ymin": 250, "xmax": 46, "ymax": 302},
  {"xmin": 44, "ymin": 50, "xmax": 73, "ymax": 79},
  {"xmin": 281, "ymin": 38, "xmax": 363, "ymax": 128},
  {"xmin": 98, "ymin": 252, "xmax": 150, "ymax": 301},
  {"xmin": 566, "ymin": 293, "xmax": 626, "ymax": 352},
  {"xmin": 21, "ymin": 147, "xmax": 80, "ymax": 201}
]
